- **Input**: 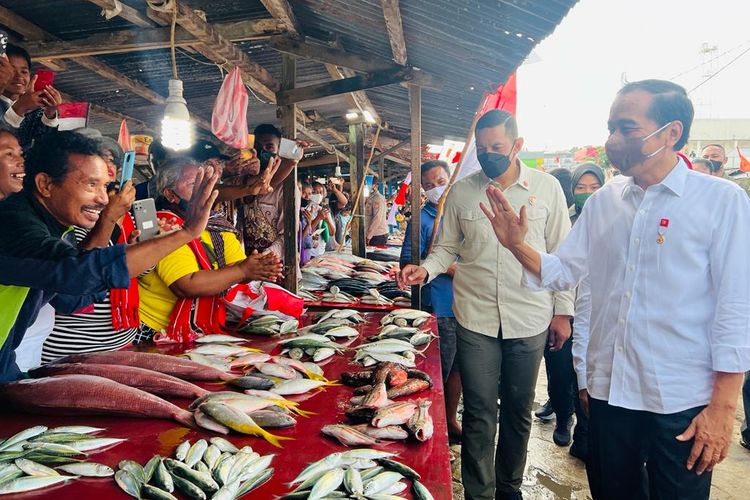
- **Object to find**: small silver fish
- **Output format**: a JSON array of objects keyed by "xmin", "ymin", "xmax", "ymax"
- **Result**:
[{"xmin": 57, "ymin": 462, "xmax": 114, "ymax": 477}]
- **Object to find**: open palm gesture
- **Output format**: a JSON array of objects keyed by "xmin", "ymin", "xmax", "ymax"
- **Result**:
[{"xmin": 479, "ymin": 184, "xmax": 528, "ymax": 248}]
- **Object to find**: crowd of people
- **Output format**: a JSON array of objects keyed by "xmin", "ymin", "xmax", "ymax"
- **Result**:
[{"xmin": 0, "ymin": 39, "xmax": 748, "ymax": 500}]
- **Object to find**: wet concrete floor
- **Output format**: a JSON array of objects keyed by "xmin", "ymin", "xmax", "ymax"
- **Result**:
[{"xmin": 450, "ymin": 360, "xmax": 749, "ymax": 499}]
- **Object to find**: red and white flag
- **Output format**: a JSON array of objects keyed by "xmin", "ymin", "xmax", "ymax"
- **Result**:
[
  {"xmin": 57, "ymin": 102, "xmax": 89, "ymax": 131},
  {"xmin": 118, "ymin": 119, "xmax": 132, "ymax": 152},
  {"xmin": 456, "ymin": 72, "xmax": 518, "ymax": 180}
]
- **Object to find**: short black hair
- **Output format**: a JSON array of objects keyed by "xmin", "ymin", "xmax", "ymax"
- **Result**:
[
  {"xmin": 24, "ymin": 132, "xmax": 103, "ymax": 192},
  {"xmin": 301, "ymin": 182, "xmax": 312, "ymax": 190},
  {"xmin": 253, "ymin": 124, "xmax": 282, "ymax": 139},
  {"xmin": 548, "ymin": 168, "xmax": 574, "ymax": 208},
  {"xmin": 618, "ymin": 79, "xmax": 694, "ymax": 151},
  {"xmin": 692, "ymin": 158, "xmax": 716, "ymax": 172},
  {"xmin": 5, "ymin": 44, "xmax": 31, "ymax": 69},
  {"xmin": 702, "ymin": 143, "xmax": 726, "ymax": 154},
  {"xmin": 421, "ymin": 160, "xmax": 450, "ymax": 179},
  {"xmin": 475, "ymin": 109, "xmax": 518, "ymax": 140}
]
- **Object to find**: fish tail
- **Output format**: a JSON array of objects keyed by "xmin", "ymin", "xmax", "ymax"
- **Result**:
[
  {"xmin": 291, "ymin": 408, "xmax": 317, "ymax": 418},
  {"xmin": 257, "ymin": 427, "xmax": 294, "ymax": 448},
  {"xmin": 175, "ymin": 410, "xmax": 198, "ymax": 429},
  {"xmin": 325, "ymin": 379, "xmax": 342, "ymax": 386},
  {"xmin": 304, "ymin": 371, "xmax": 326, "ymax": 381}
]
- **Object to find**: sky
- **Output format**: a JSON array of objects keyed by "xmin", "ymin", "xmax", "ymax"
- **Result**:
[{"xmin": 516, "ymin": 0, "xmax": 750, "ymax": 151}]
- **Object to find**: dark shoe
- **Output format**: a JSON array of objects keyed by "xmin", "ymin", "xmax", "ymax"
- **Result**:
[
  {"xmin": 553, "ymin": 417, "xmax": 573, "ymax": 446},
  {"xmin": 569, "ymin": 439, "xmax": 588, "ymax": 462},
  {"xmin": 534, "ymin": 399, "xmax": 554, "ymax": 421},
  {"xmin": 496, "ymin": 490, "xmax": 523, "ymax": 500},
  {"xmin": 741, "ymin": 438, "xmax": 750, "ymax": 451}
]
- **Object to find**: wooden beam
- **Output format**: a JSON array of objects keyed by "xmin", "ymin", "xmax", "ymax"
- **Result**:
[
  {"xmin": 299, "ymin": 153, "xmax": 347, "ymax": 169},
  {"xmin": 280, "ymin": 54, "xmax": 299, "ymax": 293},
  {"xmin": 380, "ymin": 0, "xmax": 408, "ymax": 65},
  {"xmin": 277, "ymin": 67, "xmax": 424, "ymax": 106},
  {"xmin": 86, "ymin": 0, "xmax": 155, "ymax": 28},
  {"xmin": 271, "ymin": 35, "xmax": 393, "ymax": 74},
  {"xmin": 259, "ymin": 0, "xmax": 302, "ymax": 35},
  {"xmin": 148, "ymin": 3, "xmax": 278, "ymax": 103},
  {"xmin": 297, "ymin": 124, "xmax": 348, "ymax": 162},
  {"xmin": 349, "ymin": 123, "xmax": 366, "ymax": 257},
  {"xmin": 409, "ymin": 84, "xmax": 421, "ymax": 308},
  {"xmin": 22, "ymin": 20, "xmax": 286, "ymax": 60},
  {"xmin": 372, "ymin": 139, "xmax": 409, "ymax": 162}
]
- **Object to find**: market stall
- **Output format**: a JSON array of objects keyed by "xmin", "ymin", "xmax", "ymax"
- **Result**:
[{"xmin": 0, "ymin": 311, "xmax": 451, "ymax": 499}]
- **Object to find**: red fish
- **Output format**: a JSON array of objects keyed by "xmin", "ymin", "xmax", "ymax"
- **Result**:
[{"xmin": 0, "ymin": 375, "xmax": 196, "ymax": 428}]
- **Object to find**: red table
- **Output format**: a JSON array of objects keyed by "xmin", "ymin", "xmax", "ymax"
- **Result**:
[{"xmin": 0, "ymin": 312, "xmax": 452, "ymax": 499}]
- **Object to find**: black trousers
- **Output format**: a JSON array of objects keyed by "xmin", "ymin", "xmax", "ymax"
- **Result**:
[
  {"xmin": 742, "ymin": 371, "xmax": 750, "ymax": 443},
  {"xmin": 543, "ymin": 332, "xmax": 589, "ymax": 447},
  {"xmin": 587, "ymin": 398, "xmax": 711, "ymax": 500}
]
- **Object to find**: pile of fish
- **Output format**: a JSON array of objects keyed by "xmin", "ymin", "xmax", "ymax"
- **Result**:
[
  {"xmin": 284, "ymin": 448, "xmax": 434, "ymax": 500},
  {"xmin": 225, "ymin": 314, "xmax": 299, "ymax": 337},
  {"xmin": 320, "ymin": 362, "xmax": 434, "ymax": 446},
  {"xmin": 114, "ymin": 437, "xmax": 274, "ymax": 499},
  {"xmin": 352, "ymin": 309, "xmax": 435, "ymax": 367},
  {"xmin": 276, "ymin": 309, "xmax": 364, "ymax": 363},
  {"xmin": 0, "ymin": 425, "xmax": 120, "ymax": 495}
]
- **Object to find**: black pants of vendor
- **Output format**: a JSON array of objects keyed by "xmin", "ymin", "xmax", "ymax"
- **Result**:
[
  {"xmin": 587, "ymin": 398, "xmax": 711, "ymax": 500},
  {"xmin": 544, "ymin": 333, "xmax": 589, "ymax": 447},
  {"xmin": 368, "ymin": 234, "xmax": 388, "ymax": 246},
  {"xmin": 456, "ymin": 323, "xmax": 546, "ymax": 500}
]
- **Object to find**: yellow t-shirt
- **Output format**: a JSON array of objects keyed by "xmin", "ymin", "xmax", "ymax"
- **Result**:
[{"xmin": 138, "ymin": 230, "xmax": 246, "ymax": 331}]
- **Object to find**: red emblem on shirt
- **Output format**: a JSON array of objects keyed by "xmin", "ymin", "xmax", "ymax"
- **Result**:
[{"xmin": 659, "ymin": 218, "xmax": 670, "ymax": 228}]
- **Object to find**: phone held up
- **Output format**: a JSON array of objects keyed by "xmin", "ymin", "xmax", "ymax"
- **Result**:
[{"xmin": 132, "ymin": 198, "xmax": 159, "ymax": 242}]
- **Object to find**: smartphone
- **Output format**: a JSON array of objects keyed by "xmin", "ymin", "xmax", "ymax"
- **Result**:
[
  {"xmin": 34, "ymin": 70, "xmax": 55, "ymax": 92},
  {"xmin": 0, "ymin": 30, "xmax": 7, "ymax": 58},
  {"xmin": 119, "ymin": 151, "xmax": 135, "ymax": 190},
  {"xmin": 132, "ymin": 198, "xmax": 159, "ymax": 241}
]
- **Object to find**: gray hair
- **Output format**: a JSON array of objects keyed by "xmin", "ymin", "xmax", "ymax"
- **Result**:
[{"xmin": 156, "ymin": 157, "xmax": 200, "ymax": 195}]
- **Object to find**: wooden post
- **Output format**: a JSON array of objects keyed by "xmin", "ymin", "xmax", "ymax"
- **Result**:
[
  {"xmin": 280, "ymin": 54, "xmax": 299, "ymax": 293},
  {"xmin": 409, "ymin": 85, "xmax": 422, "ymax": 309},
  {"xmin": 349, "ymin": 123, "xmax": 366, "ymax": 257}
]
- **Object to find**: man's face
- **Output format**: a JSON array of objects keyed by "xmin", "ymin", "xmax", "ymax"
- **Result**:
[
  {"xmin": 0, "ymin": 132, "xmax": 24, "ymax": 199},
  {"xmin": 701, "ymin": 146, "xmax": 726, "ymax": 165},
  {"xmin": 39, "ymin": 153, "xmax": 110, "ymax": 229},
  {"xmin": 6, "ymin": 55, "xmax": 30, "ymax": 97},
  {"xmin": 476, "ymin": 124, "xmax": 518, "ymax": 158},
  {"xmin": 605, "ymin": 90, "xmax": 676, "ymax": 175},
  {"xmin": 313, "ymin": 183, "xmax": 326, "ymax": 196},
  {"xmin": 172, "ymin": 165, "xmax": 199, "ymax": 202},
  {"xmin": 421, "ymin": 166, "xmax": 450, "ymax": 191},
  {"xmin": 301, "ymin": 186, "xmax": 312, "ymax": 200},
  {"xmin": 256, "ymin": 134, "xmax": 279, "ymax": 154},
  {"xmin": 573, "ymin": 173, "xmax": 602, "ymax": 195}
]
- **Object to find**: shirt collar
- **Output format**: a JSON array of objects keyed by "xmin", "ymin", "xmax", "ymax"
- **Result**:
[
  {"xmin": 0, "ymin": 95, "xmax": 14, "ymax": 107},
  {"xmin": 621, "ymin": 156, "xmax": 688, "ymax": 199},
  {"xmin": 24, "ymin": 190, "xmax": 70, "ymax": 237},
  {"xmin": 423, "ymin": 202, "xmax": 438, "ymax": 217}
]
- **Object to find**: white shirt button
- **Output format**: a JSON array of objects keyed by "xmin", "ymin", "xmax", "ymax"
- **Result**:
[
  {"xmin": 629, "ymin": 265, "xmax": 635, "ymax": 272},
  {"xmin": 618, "ymin": 318, "xmax": 625, "ymax": 325},
  {"xmin": 625, "ymin": 292, "xmax": 631, "ymax": 299},
  {"xmin": 634, "ymin": 238, "xmax": 640, "ymax": 245},
  {"xmin": 617, "ymin": 346, "xmax": 623, "ymax": 352},
  {"xmin": 640, "ymin": 209, "xmax": 646, "ymax": 215}
]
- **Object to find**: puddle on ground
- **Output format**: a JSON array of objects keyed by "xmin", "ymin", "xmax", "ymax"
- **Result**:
[{"xmin": 519, "ymin": 465, "xmax": 590, "ymax": 500}]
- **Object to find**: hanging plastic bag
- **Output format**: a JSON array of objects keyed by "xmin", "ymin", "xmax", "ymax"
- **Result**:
[
  {"xmin": 224, "ymin": 281, "xmax": 305, "ymax": 325},
  {"xmin": 212, "ymin": 67, "xmax": 249, "ymax": 149}
]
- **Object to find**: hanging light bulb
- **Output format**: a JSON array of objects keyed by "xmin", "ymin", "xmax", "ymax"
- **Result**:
[{"xmin": 162, "ymin": 78, "xmax": 193, "ymax": 151}]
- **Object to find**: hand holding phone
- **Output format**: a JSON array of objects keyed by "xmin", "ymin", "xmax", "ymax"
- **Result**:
[
  {"xmin": 120, "ymin": 151, "xmax": 136, "ymax": 190},
  {"xmin": 34, "ymin": 70, "xmax": 55, "ymax": 92},
  {"xmin": 132, "ymin": 198, "xmax": 160, "ymax": 242}
]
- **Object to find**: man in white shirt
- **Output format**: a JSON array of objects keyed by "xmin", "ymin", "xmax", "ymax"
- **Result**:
[
  {"xmin": 400, "ymin": 110, "xmax": 575, "ymax": 500},
  {"xmin": 480, "ymin": 80, "xmax": 750, "ymax": 500}
]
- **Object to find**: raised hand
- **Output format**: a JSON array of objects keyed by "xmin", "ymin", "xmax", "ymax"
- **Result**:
[
  {"xmin": 479, "ymin": 184, "xmax": 528, "ymax": 249},
  {"xmin": 182, "ymin": 166, "xmax": 220, "ymax": 239},
  {"xmin": 102, "ymin": 180, "xmax": 136, "ymax": 223},
  {"xmin": 0, "ymin": 56, "xmax": 14, "ymax": 92},
  {"xmin": 40, "ymin": 86, "xmax": 62, "ymax": 118},
  {"xmin": 240, "ymin": 250, "xmax": 284, "ymax": 282}
]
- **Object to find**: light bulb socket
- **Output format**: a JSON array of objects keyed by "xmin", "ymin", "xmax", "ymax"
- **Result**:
[{"xmin": 164, "ymin": 79, "xmax": 190, "ymax": 121}]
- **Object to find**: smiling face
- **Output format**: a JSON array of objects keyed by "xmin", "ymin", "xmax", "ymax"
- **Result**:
[
  {"xmin": 421, "ymin": 165, "xmax": 450, "ymax": 191},
  {"xmin": 35, "ymin": 153, "xmax": 110, "ymax": 229},
  {"xmin": 4, "ymin": 55, "xmax": 30, "ymax": 99},
  {"xmin": 0, "ymin": 132, "xmax": 24, "ymax": 200}
]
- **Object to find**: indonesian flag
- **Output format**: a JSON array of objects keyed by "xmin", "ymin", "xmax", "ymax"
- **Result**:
[
  {"xmin": 57, "ymin": 102, "xmax": 89, "ymax": 131},
  {"xmin": 394, "ymin": 172, "xmax": 412, "ymax": 206},
  {"xmin": 118, "ymin": 119, "xmax": 132, "ymax": 152},
  {"xmin": 738, "ymin": 147, "xmax": 750, "ymax": 173},
  {"xmin": 456, "ymin": 72, "xmax": 518, "ymax": 180}
]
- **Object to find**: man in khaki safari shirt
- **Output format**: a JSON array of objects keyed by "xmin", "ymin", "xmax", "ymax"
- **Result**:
[{"xmin": 400, "ymin": 110, "xmax": 575, "ymax": 500}]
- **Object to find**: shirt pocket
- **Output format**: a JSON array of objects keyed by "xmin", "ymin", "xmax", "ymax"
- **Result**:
[
  {"xmin": 459, "ymin": 209, "xmax": 490, "ymax": 262},
  {"xmin": 525, "ymin": 206, "xmax": 548, "ymax": 251}
]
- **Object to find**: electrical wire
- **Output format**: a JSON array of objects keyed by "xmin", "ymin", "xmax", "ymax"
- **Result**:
[
  {"xmin": 688, "ymin": 44, "xmax": 750, "ymax": 93},
  {"xmin": 170, "ymin": 4, "xmax": 178, "ymax": 79},
  {"xmin": 670, "ymin": 39, "xmax": 750, "ymax": 80}
]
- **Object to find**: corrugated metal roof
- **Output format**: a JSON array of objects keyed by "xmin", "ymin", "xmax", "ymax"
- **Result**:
[{"xmin": 0, "ymin": 0, "xmax": 578, "ymax": 150}]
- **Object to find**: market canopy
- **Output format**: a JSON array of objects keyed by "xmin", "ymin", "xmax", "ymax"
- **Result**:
[{"xmin": 0, "ymin": 0, "xmax": 578, "ymax": 171}]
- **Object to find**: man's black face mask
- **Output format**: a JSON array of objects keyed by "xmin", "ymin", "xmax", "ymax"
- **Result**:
[{"xmin": 258, "ymin": 149, "xmax": 277, "ymax": 171}]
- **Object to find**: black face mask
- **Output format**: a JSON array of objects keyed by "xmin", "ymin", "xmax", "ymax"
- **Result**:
[
  {"xmin": 478, "ymin": 152, "xmax": 512, "ymax": 179},
  {"xmin": 258, "ymin": 149, "xmax": 277, "ymax": 171},
  {"xmin": 300, "ymin": 198, "xmax": 310, "ymax": 208},
  {"xmin": 177, "ymin": 198, "xmax": 190, "ymax": 213},
  {"xmin": 708, "ymin": 159, "xmax": 723, "ymax": 173}
]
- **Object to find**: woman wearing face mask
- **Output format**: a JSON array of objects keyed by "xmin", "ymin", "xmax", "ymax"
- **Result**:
[{"xmin": 570, "ymin": 162, "xmax": 605, "ymax": 224}]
